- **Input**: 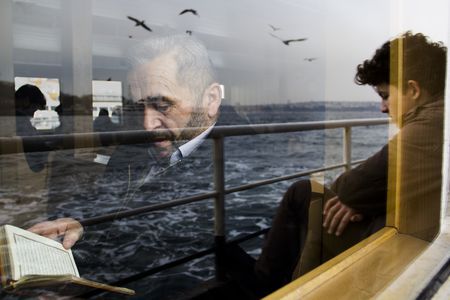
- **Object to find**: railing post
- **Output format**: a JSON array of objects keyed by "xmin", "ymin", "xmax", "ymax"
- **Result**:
[
  {"xmin": 213, "ymin": 136, "xmax": 226, "ymax": 281},
  {"xmin": 343, "ymin": 126, "xmax": 352, "ymax": 171}
]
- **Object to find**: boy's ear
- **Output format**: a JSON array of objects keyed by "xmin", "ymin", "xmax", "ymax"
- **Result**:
[
  {"xmin": 406, "ymin": 80, "xmax": 421, "ymax": 101},
  {"xmin": 203, "ymin": 83, "xmax": 222, "ymax": 119}
]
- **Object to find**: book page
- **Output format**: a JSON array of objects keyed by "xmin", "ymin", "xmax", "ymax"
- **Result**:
[{"xmin": 5, "ymin": 225, "xmax": 79, "ymax": 280}]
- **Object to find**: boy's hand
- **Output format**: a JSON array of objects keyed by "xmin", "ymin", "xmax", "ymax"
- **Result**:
[{"xmin": 323, "ymin": 196, "xmax": 363, "ymax": 236}]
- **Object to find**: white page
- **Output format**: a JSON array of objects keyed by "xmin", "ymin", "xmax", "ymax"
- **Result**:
[{"xmin": 5, "ymin": 225, "xmax": 79, "ymax": 280}]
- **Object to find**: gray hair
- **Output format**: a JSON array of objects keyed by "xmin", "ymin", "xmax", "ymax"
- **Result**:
[{"xmin": 126, "ymin": 34, "xmax": 217, "ymax": 102}]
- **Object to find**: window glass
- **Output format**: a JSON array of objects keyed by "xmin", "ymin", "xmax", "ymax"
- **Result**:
[{"xmin": 0, "ymin": 0, "xmax": 447, "ymax": 299}]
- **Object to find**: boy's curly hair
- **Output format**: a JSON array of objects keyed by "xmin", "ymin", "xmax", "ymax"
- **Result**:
[{"xmin": 355, "ymin": 31, "xmax": 447, "ymax": 99}]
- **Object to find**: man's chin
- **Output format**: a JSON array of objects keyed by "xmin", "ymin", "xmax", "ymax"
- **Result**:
[{"xmin": 154, "ymin": 140, "xmax": 173, "ymax": 158}]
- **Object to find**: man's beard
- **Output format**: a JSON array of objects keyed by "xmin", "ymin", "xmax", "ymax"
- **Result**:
[
  {"xmin": 151, "ymin": 110, "xmax": 210, "ymax": 159},
  {"xmin": 180, "ymin": 110, "xmax": 211, "ymax": 141}
]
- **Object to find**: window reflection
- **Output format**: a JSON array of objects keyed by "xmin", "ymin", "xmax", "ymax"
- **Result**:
[{"xmin": 0, "ymin": 0, "xmax": 447, "ymax": 299}]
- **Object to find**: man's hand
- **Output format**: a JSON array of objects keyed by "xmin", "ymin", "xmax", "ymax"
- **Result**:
[
  {"xmin": 323, "ymin": 196, "xmax": 363, "ymax": 236},
  {"xmin": 28, "ymin": 218, "xmax": 83, "ymax": 250}
]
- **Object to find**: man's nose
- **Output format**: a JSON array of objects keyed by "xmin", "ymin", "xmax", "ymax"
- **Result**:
[
  {"xmin": 380, "ymin": 101, "xmax": 389, "ymax": 114},
  {"xmin": 143, "ymin": 108, "xmax": 163, "ymax": 130}
]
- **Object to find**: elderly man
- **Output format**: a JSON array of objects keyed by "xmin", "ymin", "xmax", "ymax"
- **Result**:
[
  {"xmin": 93, "ymin": 35, "xmax": 223, "ymax": 214},
  {"xmin": 29, "ymin": 34, "xmax": 223, "ymax": 288},
  {"xmin": 121, "ymin": 34, "xmax": 221, "ymax": 163}
]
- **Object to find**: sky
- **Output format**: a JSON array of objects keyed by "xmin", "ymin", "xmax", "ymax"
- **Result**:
[{"xmin": 10, "ymin": 0, "xmax": 450, "ymax": 104}]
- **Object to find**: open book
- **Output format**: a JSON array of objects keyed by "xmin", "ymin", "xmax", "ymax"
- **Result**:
[{"xmin": 0, "ymin": 224, "xmax": 134, "ymax": 296}]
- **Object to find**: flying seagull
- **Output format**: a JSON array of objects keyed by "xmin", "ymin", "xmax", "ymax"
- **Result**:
[
  {"xmin": 179, "ymin": 9, "xmax": 199, "ymax": 16},
  {"xmin": 127, "ymin": 16, "xmax": 152, "ymax": 32},
  {"xmin": 186, "ymin": 30, "xmax": 193, "ymax": 35},
  {"xmin": 270, "ymin": 33, "xmax": 307, "ymax": 45},
  {"xmin": 268, "ymin": 24, "xmax": 281, "ymax": 31},
  {"xmin": 304, "ymin": 57, "xmax": 317, "ymax": 62}
]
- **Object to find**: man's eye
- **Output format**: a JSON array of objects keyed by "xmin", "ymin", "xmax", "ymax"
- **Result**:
[
  {"xmin": 142, "ymin": 97, "xmax": 174, "ymax": 113},
  {"xmin": 154, "ymin": 102, "xmax": 171, "ymax": 112},
  {"xmin": 145, "ymin": 101, "xmax": 172, "ymax": 113}
]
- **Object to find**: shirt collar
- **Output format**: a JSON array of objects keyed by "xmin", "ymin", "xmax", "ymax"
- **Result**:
[{"xmin": 169, "ymin": 123, "xmax": 215, "ymax": 165}]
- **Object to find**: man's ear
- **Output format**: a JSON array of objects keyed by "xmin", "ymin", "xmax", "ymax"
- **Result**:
[
  {"xmin": 406, "ymin": 80, "xmax": 421, "ymax": 101},
  {"xmin": 203, "ymin": 83, "xmax": 222, "ymax": 119}
]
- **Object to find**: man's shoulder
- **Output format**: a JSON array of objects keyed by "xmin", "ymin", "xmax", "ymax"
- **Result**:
[{"xmin": 106, "ymin": 143, "xmax": 153, "ymax": 170}]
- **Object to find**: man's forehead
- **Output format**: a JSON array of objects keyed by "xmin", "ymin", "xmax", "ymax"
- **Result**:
[
  {"xmin": 131, "ymin": 55, "xmax": 176, "ymax": 80},
  {"xmin": 128, "ymin": 56, "xmax": 197, "ymax": 104},
  {"xmin": 129, "ymin": 56, "xmax": 176, "ymax": 90}
]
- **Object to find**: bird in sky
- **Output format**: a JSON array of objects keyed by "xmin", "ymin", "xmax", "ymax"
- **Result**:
[
  {"xmin": 179, "ymin": 9, "xmax": 199, "ymax": 16},
  {"xmin": 127, "ymin": 16, "xmax": 152, "ymax": 32},
  {"xmin": 270, "ymin": 33, "xmax": 307, "ymax": 45},
  {"xmin": 268, "ymin": 24, "xmax": 281, "ymax": 31},
  {"xmin": 186, "ymin": 30, "xmax": 193, "ymax": 35},
  {"xmin": 304, "ymin": 57, "xmax": 317, "ymax": 62},
  {"xmin": 128, "ymin": 35, "xmax": 133, "ymax": 39}
]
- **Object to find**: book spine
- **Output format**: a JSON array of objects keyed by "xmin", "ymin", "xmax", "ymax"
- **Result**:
[{"xmin": 0, "ymin": 225, "xmax": 12, "ymax": 287}]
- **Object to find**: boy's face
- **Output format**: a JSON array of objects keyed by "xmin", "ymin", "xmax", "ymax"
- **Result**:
[
  {"xmin": 375, "ymin": 82, "xmax": 417, "ymax": 125},
  {"xmin": 375, "ymin": 83, "xmax": 401, "ymax": 124},
  {"xmin": 374, "ymin": 84, "xmax": 390, "ymax": 114}
]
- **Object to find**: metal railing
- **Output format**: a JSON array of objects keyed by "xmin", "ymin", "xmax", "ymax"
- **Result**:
[
  {"xmin": 75, "ymin": 118, "xmax": 388, "ymax": 228},
  {"xmin": 1, "ymin": 117, "xmax": 389, "ymax": 292},
  {"xmin": 79, "ymin": 118, "xmax": 388, "ymax": 288}
]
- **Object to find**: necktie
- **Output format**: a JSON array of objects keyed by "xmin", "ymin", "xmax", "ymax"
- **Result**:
[{"xmin": 143, "ymin": 148, "xmax": 182, "ymax": 183}]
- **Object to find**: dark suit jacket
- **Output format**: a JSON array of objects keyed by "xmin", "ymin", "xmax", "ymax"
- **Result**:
[
  {"xmin": 332, "ymin": 100, "xmax": 444, "ymax": 241},
  {"xmin": 64, "ymin": 106, "xmax": 251, "ymax": 281}
]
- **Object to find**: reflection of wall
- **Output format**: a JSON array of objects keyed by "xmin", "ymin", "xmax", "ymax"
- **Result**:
[
  {"xmin": 14, "ymin": 77, "xmax": 60, "ymax": 109},
  {"xmin": 92, "ymin": 80, "xmax": 122, "ymax": 119},
  {"xmin": 0, "ymin": 1, "xmax": 15, "ymax": 137},
  {"xmin": 12, "ymin": 78, "xmax": 125, "ymax": 127}
]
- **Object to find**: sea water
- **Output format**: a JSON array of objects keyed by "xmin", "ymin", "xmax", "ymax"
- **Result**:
[
  {"xmin": 88, "ymin": 102, "xmax": 387, "ymax": 299},
  {"xmin": 0, "ymin": 102, "xmax": 388, "ymax": 299}
]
